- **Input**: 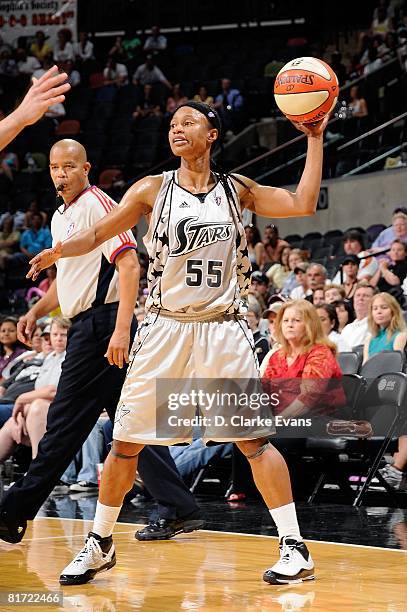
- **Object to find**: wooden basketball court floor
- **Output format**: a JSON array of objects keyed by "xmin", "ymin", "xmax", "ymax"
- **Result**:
[{"xmin": 0, "ymin": 516, "xmax": 406, "ymax": 611}]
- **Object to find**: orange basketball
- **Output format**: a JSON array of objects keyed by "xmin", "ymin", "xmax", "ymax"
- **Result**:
[{"xmin": 274, "ymin": 57, "xmax": 339, "ymax": 124}]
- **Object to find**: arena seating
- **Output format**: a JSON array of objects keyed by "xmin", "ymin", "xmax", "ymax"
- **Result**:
[{"xmin": 306, "ymin": 351, "xmax": 407, "ymax": 505}]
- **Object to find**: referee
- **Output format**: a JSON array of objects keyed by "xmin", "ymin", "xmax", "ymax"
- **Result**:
[{"xmin": 0, "ymin": 139, "xmax": 202, "ymax": 542}]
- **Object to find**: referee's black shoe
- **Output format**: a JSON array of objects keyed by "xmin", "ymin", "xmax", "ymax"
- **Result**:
[
  {"xmin": 0, "ymin": 509, "xmax": 27, "ymax": 543},
  {"xmin": 135, "ymin": 511, "xmax": 204, "ymax": 541}
]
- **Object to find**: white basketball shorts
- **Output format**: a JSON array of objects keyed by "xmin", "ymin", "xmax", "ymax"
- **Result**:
[{"xmin": 113, "ymin": 311, "xmax": 274, "ymax": 445}]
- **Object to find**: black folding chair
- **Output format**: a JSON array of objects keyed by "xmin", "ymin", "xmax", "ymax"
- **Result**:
[
  {"xmin": 337, "ymin": 351, "xmax": 362, "ymax": 375},
  {"xmin": 306, "ymin": 374, "xmax": 366, "ymax": 503},
  {"xmin": 353, "ymin": 372, "xmax": 407, "ymax": 506}
]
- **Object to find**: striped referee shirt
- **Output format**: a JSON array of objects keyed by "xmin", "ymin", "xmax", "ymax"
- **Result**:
[{"xmin": 51, "ymin": 185, "xmax": 137, "ymax": 319}]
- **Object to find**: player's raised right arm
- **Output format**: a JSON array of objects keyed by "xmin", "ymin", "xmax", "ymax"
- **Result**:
[
  {"xmin": 27, "ymin": 177, "xmax": 155, "ymax": 280},
  {"xmin": 0, "ymin": 66, "xmax": 70, "ymax": 151}
]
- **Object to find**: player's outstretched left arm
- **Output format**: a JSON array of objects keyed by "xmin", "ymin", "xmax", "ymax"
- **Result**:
[
  {"xmin": 235, "ymin": 116, "xmax": 328, "ymax": 218},
  {"xmin": 27, "ymin": 176, "xmax": 156, "ymax": 280}
]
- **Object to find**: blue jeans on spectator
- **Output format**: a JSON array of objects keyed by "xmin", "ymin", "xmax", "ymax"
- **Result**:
[
  {"xmin": 62, "ymin": 419, "xmax": 106, "ymax": 485},
  {"xmin": 0, "ymin": 404, "xmax": 14, "ymax": 428},
  {"xmin": 170, "ymin": 439, "xmax": 232, "ymax": 480}
]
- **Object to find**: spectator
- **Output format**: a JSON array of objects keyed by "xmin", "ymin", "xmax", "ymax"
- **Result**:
[
  {"xmin": 170, "ymin": 437, "xmax": 232, "ymax": 486},
  {"xmin": 24, "ymin": 200, "xmax": 47, "ymax": 230},
  {"xmin": 281, "ymin": 248, "xmax": 307, "ymax": 296},
  {"xmin": 340, "ymin": 254, "xmax": 360, "ymax": 300},
  {"xmin": 61, "ymin": 416, "xmax": 108, "ymax": 492},
  {"xmin": 397, "ymin": 28, "xmax": 407, "ymax": 70},
  {"xmin": 32, "ymin": 56, "xmax": 54, "ymax": 81},
  {"xmin": 246, "ymin": 307, "xmax": 269, "ymax": 366},
  {"xmin": 0, "ymin": 326, "xmax": 52, "ymax": 427},
  {"xmin": 122, "ymin": 32, "xmax": 142, "ymax": 59},
  {"xmin": 260, "ymin": 300, "xmax": 284, "ymax": 375},
  {"xmin": 0, "ymin": 318, "xmax": 26, "ymax": 381},
  {"xmin": 133, "ymin": 55, "xmax": 171, "ymax": 89},
  {"xmin": 38, "ymin": 265, "xmax": 57, "ymax": 294},
  {"xmin": 108, "ymin": 36, "xmax": 126, "ymax": 61},
  {"xmin": 0, "ymin": 214, "xmax": 20, "ymax": 269},
  {"xmin": 249, "ymin": 271, "xmax": 270, "ymax": 312},
  {"xmin": 340, "ymin": 283, "xmax": 376, "ymax": 348},
  {"xmin": 54, "ymin": 29, "xmax": 74, "ymax": 63},
  {"xmin": 305, "ymin": 263, "xmax": 328, "ymax": 298},
  {"xmin": 62, "ymin": 60, "xmax": 81, "ymax": 88},
  {"xmin": 363, "ymin": 292, "xmax": 407, "ymax": 362},
  {"xmin": 372, "ymin": 209, "xmax": 407, "ymax": 251},
  {"xmin": 0, "ymin": 35, "xmax": 12, "ymax": 55},
  {"xmin": 360, "ymin": 34, "xmax": 389, "ymax": 65},
  {"xmin": 372, "ymin": 6, "xmax": 392, "ymax": 36},
  {"xmin": 266, "ymin": 245, "xmax": 292, "ymax": 291},
  {"xmin": 30, "ymin": 31, "xmax": 53, "ymax": 63},
  {"xmin": 0, "ymin": 148, "xmax": 18, "ymax": 180},
  {"xmin": 0, "ymin": 324, "xmax": 43, "ymax": 383},
  {"xmin": 348, "ymin": 85, "xmax": 369, "ymax": 118},
  {"xmin": 143, "ymin": 26, "xmax": 168, "ymax": 53},
  {"xmin": 0, "ymin": 49, "xmax": 18, "ymax": 78},
  {"xmin": 214, "ymin": 78, "xmax": 244, "ymax": 134},
  {"xmin": 166, "ymin": 84, "xmax": 188, "ymax": 115},
  {"xmin": 290, "ymin": 262, "xmax": 310, "ymax": 299},
  {"xmin": 324, "ymin": 284, "xmax": 346, "ymax": 304},
  {"xmin": 316, "ymin": 303, "xmax": 352, "ymax": 353},
  {"xmin": 311, "ymin": 286, "xmax": 326, "ymax": 306},
  {"xmin": 19, "ymin": 212, "xmax": 52, "ymax": 260},
  {"xmin": 370, "ymin": 239, "xmax": 407, "ymax": 297},
  {"xmin": 74, "ymin": 32, "xmax": 94, "ymax": 62},
  {"xmin": 0, "ymin": 317, "xmax": 69, "ymax": 462},
  {"xmin": 26, "ymin": 265, "xmax": 57, "ymax": 307},
  {"xmin": 382, "ymin": 31, "xmax": 398, "ymax": 60},
  {"xmin": 16, "ymin": 48, "xmax": 41, "ymax": 76},
  {"xmin": 245, "ymin": 224, "xmax": 266, "ymax": 268},
  {"xmin": 132, "ymin": 84, "xmax": 162, "ymax": 120},
  {"xmin": 332, "ymin": 230, "xmax": 378, "ymax": 283},
  {"xmin": 334, "ymin": 299, "xmax": 355, "ymax": 333},
  {"xmin": 263, "ymin": 224, "xmax": 289, "ymax": 265},
  {"xmin": 364, "ymin": 48, "xmax": 383, "ymax": 74},
  {"xmin": 193, "ymin": 85, "xmax": 214, "ymax": 106},
  {"xmin": 379, "ymin": 437, "xmax": 407, "ymax": 491},
  {"xmin": 262, "ymin": 300, "xmax": 343, "ymax": 417},
  {"xmin": 264, "ymin": 59, "xmax": 285, "ymax": 78},
  {"xmin": 103, "ymin": 57, "xmax": 129, "ymax": 87}
]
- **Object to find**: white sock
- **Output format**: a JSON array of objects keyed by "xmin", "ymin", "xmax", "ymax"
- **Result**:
[
  {"xmin": 269, "ymin": 502, "xmax": 302, "ymax": 541},
  {"xmin": 92, "ymin": 501, "xmax": 121, "ymax": 538}
]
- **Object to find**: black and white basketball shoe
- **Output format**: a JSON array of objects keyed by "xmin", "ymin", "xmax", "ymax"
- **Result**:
[
  {"xmin": 59, "ymin": 532, "xmax": 116, "ymax": 585},
  {"xmin": 263, "ymin": 536, "xmax": 315, "ymax": 585}
]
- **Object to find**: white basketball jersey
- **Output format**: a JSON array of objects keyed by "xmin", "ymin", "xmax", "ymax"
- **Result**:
[{"xmin": 144, "ymin": 170, "xmax": 251, "ymax": 316}]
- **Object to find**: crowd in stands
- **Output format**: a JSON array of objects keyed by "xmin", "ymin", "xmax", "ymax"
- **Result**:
[
  {"xmin": 0, "ymin": 201, "xmax": 407, "ymax": 497},
  {"xmin": 0, "ymin": 2, "xmax": 406, "ymax": 213},
  {"xmin": 1, "ymin": 4, "xmax": 407, "ymax": 501}
]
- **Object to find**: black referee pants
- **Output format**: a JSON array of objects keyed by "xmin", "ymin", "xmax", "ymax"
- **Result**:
[{"xmin": 1, "ymin": 303, "xmax": 198, "ymax": 521}]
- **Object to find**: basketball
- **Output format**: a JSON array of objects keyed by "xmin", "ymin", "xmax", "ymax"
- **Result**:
[{"xmin": 274, "ymin": 57, "xmax": 339, "ymax": 124}]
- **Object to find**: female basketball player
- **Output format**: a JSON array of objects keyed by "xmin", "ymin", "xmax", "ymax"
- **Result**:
[{"xmin": 28, "ymin": 102, "xmax": 328, "ymax": 586}]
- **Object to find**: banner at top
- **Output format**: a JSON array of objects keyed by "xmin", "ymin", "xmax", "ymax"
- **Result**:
[{"xmin": 0, "ymin": 1, "xmax": 77, "ymax": 46}]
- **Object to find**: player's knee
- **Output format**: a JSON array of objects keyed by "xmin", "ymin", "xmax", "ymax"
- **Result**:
[
  {"xmin": 111, "ymin": 439, "xmax": 143, "ymax": 459},
  {"xmin": 237, "ymin": 438, "xmax": 271, "ymax": 459}
]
